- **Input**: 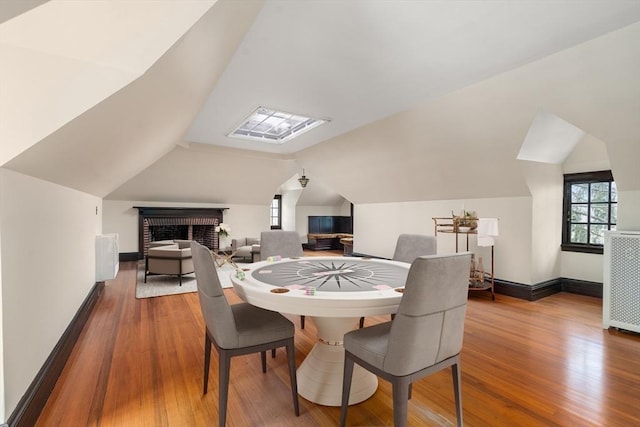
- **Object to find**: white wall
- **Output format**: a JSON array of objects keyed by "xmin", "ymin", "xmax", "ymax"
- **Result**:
[
  {"xmin": 103, "ymin": 200, "xmax": 270, "ymax": 253},
  {"xmin": 0, "ymin": 188, "xmax": 4, "ymax": 421},
  {"xmin": 0, "ymin": 168, "xmax": 101, "ymax": 417},
  {"xmin": 281, "ymin": 189, "xmax": 301, "ymax": 233},
  {"xmin": 355, "ymin": 196, "xmax": 533, "ymax": 285},
  {"xmin": 560, "ymin": 251, "xmax": 606, "ymax": 282},
  {"xmin": 618, "ymin": 190, "xmax": 640, "ymax": 232},
  {"xmin": 520, "ymin": 161, "xmax": 563, "ymax": 283}
]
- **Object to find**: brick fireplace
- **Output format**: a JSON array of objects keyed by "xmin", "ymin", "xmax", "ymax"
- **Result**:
[{"xmin": 135, "ymin": 207, "xmax": 226, "ymax": 259}]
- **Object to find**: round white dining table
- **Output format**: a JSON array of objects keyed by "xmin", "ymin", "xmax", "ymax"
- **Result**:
[{"xmin": 230, "ymin": 256, "xmax": 409, "ymax": 406}]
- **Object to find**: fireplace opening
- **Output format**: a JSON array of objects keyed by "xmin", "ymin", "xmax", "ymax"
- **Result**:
[
  {"xmin": 136, "ymin": 207, "xmax": 225, "ymax": 259},
  {"xmin": 150, "ymin": 225, "xmax": 188, "ymax": 242}
]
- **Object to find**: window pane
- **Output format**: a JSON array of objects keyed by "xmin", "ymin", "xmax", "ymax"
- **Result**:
[
  {"xmin": 571, "ymin": 205, "xmax": 588, "ymax": 222},
  {"xmin": 590, "ymin": 225, "xmax": 607, "ymax": 245},
  {"xmin": 590, "ymin": 205, "xmax": 608, "ymax": 224},
  {"xmin": 611, "ymin": 204, "xmax": 617, "ymax": 224},
  {"xmin": 571, "ymin": 184, "xmax": 589, "ymax": 203},
  {"xmin": 590, "ymin": 182, "xmax": 609, "ymax": 203},
  {"xmin": 611, "ymin": 181, "xmax": 617, "ymax": 202},
  {"xmin": 571, "ymin": 224, "xmax": 588, "ymax": 243}
]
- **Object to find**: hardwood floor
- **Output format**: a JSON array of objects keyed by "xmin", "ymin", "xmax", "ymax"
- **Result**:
[{"xmin": 36, "ymin": 251, "xmax": 640, "ymax": 426}]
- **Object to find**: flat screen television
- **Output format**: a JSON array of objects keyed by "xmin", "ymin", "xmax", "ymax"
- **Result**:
[{"xmin": 308, "ymin": 216, "xmax": 352, "ymax": 234}]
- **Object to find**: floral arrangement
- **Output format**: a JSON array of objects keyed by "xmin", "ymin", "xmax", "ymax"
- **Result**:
[
  {"xmin": 452, "ymin": 210, "xmax": 477, "ymax": 230},
  {"xmin": 215, "ymin": 223, "xmax": 231, "ymax": 237}
]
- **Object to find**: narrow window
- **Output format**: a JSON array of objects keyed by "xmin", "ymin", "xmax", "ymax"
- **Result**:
[
  {"xmin": 270, "ymin": 195, "xmax": 282, "ymax": 230},
  {"xmin": 562, "ymin": 171, "xmax": 616, "ymax": 254}
]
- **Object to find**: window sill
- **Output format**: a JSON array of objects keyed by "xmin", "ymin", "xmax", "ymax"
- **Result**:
[{"xmin": 561, "ymin": 243, "xmax": 604, "ymax": 255}]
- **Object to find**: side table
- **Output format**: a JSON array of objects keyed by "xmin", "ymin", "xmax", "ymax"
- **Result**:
[{"xmin": 215, "ymin": 247, "xmax": 238, "ymax": 268}]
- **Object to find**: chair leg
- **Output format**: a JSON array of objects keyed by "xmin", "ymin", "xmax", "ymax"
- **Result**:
[
  {"xmin": 144, "ymin": 257, "xmax": 148, "ymax": 283},
  {"xmin": 261, "ymin": 351, "xmax": 267, "ymax": 373},
  {"xmin": 218, "ymin": 350, "xmax": 231, "ymax": 427},
  {"xmin": 300, "ymin": 315, "xmax": 305, "ymax": 329},
  {"xmin": 392, "ymin": 377, "xmax": 411, "ymax": 427},
  {"xmin": 203, "ymin": 332, "xmax": 211, "ymax": 394},
  {"xmin": 285, "ymin": 340, "xmax": 300, "ymax": 416},
  {"xmin": 340, "ymin": 354, "xmax": 355, "ymax": 427},
  {"xmin": 452, "ymin": 362, "xmax": 463, "ymax": 427},
  {"xmin": 359, "ymin": 317, "xmax": 365, "ymax": 329}
]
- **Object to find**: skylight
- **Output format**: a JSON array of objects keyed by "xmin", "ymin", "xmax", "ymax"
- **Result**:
[{"xmin": 228, "ymin": 107, "xmax": 328, "ymax": 144}]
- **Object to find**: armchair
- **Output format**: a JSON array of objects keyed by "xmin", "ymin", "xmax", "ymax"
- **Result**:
[{"xmin": 145, "ymin": 242, "xmax": 194, "ymax": 286}]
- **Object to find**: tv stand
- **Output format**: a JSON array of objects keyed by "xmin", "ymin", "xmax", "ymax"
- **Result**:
[{"xmin": 306, "ymin": 233, "xmax": 353, "ymax": 251}]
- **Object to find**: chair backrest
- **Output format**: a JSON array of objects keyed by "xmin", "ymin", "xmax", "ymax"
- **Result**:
[
  {"xmin": 384, "ymin": 252, "xmax": 471, "ymax": 376},
  {"xmin": 259, "ymin": 231, "xmax": 303, "ymax": 259},
  {"xmin": 392, "ymin": 234, "xmax": 437, "ymax": 264},
  {"xmin": 191, "ymin": 241, "xmax": 239, "ymax": 348}
]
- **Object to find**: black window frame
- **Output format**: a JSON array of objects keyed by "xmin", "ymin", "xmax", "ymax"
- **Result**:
[
  {"xmin": 561, "ymin": 170, "xmax": 616, "ymax": 254},
  {"xmin": 270, "ymin": 195, "xmax": 282, "ymax": 230}
]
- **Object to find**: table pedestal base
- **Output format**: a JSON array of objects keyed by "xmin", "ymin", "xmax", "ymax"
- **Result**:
[{"xmin": 296, "ymin": 317, "xmax": 378, "ymax": 406}]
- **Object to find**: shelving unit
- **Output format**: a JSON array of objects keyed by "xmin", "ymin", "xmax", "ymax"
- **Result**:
[{"xmin": 433, "ymin": 217, "xmax": 495, "ymax": 300}]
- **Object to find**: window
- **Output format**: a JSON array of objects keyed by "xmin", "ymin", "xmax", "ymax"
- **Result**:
[
  {"xmin": 270, "ymin": 195, "xmax": 282, "ymax": 230},
  {"xmin": 562, "ymin": 170, "xmax": 616, "ymax": 254},
  {"xmin": 228, "ymin": 106, "xmax": 328, "ymax": 144}
]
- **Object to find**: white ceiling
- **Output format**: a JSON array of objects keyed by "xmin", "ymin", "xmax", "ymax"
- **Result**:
[
  {"xmin": 186, "ymin": 0, "xmax": 640, "ymax": 154},
  {"xmin": 2, "ymin": 1, "xmax": 639, "ymax": 206}
]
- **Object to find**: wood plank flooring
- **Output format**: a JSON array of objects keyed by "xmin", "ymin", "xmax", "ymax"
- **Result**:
[{"xmin": 36, "ymin": 251, "xmax": 640, "ymax": 426}]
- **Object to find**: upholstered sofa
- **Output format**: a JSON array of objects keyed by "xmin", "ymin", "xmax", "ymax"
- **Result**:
[
  {"xmin": 231, "ymin": 237, "xmax": 261, "ymax": 262},
  {"xmin": 145, "ymin": 240, "xmax": 194, "ymax": 285}
]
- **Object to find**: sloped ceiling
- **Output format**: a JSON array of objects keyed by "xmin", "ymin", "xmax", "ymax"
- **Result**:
[
  {"xmin": 0, "ymin": 0, "xmax": 48, "ymax": 24},
  {"xmin": 2, "ymin": 0, "xmax": 263, "ymax": 197},
  {"xmin": 0, "ymin": 0, "xmax": 218, "ymax": 167},
  {"xmin": 2, "ymin": 1, "xmax": 640, "ymax": 206},
  {"xmin": 296, "ymin": 21, "xmax": 640, "ymax": 203}
]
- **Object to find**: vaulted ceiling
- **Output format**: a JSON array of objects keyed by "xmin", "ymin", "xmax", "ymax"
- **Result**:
[{"xmin": 2, "ymin": 0, "xmax": 639, "ymax": 206}]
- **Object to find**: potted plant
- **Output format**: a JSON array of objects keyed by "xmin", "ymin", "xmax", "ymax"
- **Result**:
[{"xmin": 453, "ymin": 211, "xmax": 477, "ymax": 232}]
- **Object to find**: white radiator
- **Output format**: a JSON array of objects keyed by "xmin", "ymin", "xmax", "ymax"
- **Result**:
[
  {"xmin": 96, "ymin": 233, "xmax": 119, "ymax": 282},
  {"xmin": 603, "ymin": 231, "xmax": 640, "ymax": 333}
]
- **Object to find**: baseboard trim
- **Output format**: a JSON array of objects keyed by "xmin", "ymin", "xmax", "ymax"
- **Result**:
[
  {"xmin": 7, "ymin": 281, "xmax": 104, "ymax": 427},
  {"xmin": 328, "ymin": 252, "xmax": 601, "ymax": 301},
  {"xmin": 494, "ymin": 278, "xmax": 561, "ymax": 301},
  {"xmin": 119, "ymin": 252, "xmax": 140, "ymax": 262},
  {"xmin": 560, "ymin": 278, "xmax": 603, "ymax": 298}
]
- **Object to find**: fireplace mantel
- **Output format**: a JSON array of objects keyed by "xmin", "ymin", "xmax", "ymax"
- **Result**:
[
  {"xmin": 134, "ymin": 206, "xmax": 228, "ymax": 217},
  {"xmin": 135, "ymin": 207, "xmax": 228, "ymax": 258}
]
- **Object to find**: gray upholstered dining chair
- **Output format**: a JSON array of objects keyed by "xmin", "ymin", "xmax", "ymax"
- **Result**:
[
  {"xmin": 190, "ymin": 241, "xmax": 299, "ymax": 427},
  {"xmin": 259, "ymin": 230, "xmax": 304, "ymax": 260},
  {"xmin": 359, "ymin": 233, "xmax": 437, "ymax": 328},
  {"xmin": 259, "ymin": 230, "xmax": 306, "ymax": 328},
  {"xmin": 392, "ymin": 233, "xmax": 437, "ymax": 263},
  {"xmin": 341, "ymin": 252, "xmax": 472, "ymax": 427}
]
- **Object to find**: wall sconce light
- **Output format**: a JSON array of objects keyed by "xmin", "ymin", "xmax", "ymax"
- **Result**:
[{"xmin": 298, "ymin": 169, "xmax": 310, "ymax": 188}]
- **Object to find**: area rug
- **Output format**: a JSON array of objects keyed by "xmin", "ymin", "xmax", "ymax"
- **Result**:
[{"xmin": 135, "ymin": 261, "xmax": 236, "ymax": 299}]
